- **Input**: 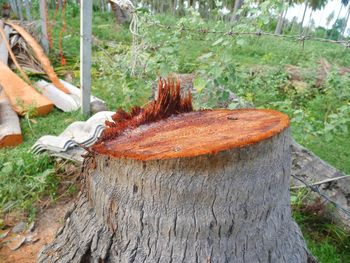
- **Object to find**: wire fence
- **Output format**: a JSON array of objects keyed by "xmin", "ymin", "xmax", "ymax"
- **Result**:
[
  {"xmin": 291, "ymin": 174, "xmax": 350, "ymax": 219},
  {"xmin": 143, "ymin": 20, "xmax": 350, "ymax": 48}
]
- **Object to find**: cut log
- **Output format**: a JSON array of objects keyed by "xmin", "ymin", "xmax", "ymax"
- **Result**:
[
  {"xmin": 0, "ymin": 61, "xmax": 53, "ymax": 116},
  {"xmin": 4, "ymin": 21, "xmax": 70, "ymax": 94},
  {"xmin": 0, "ymin": 93, "xmax": 23, "ymax": 147},
  {"xmin": 0, "ymin": 20, "xmax": 22, "ymax": 147},
  {"xmin": 39, "ymin": 80, "xmax": 310, "ymax": 262}
]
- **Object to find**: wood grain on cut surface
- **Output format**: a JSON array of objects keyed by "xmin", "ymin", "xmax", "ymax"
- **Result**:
[
  {"xmin": 0, "ymin": 93, "xmax": 22, "ymax": 147},
  {"xmin": 0, "ymin": 61, "xmax": 53, "ymax": 116},
  {"xmin": 93, "ymin": 109, "xmax": 290, "ymax": 160}
]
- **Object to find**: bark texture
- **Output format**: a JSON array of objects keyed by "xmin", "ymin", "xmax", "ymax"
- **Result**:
[{"xmin": 39, "ymin": 128, "xmax": 309, "ymax": 262}]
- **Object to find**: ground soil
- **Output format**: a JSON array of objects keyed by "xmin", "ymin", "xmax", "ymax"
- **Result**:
[{"xmin": 0, "ymin": 199, "xmax": 74, "ymax": 263}]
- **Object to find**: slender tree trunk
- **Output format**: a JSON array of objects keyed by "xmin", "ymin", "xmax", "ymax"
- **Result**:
[
  {"xmin": 340, "ymin": 6, "xmax": 350, "ymax": 40},
  {"xmin": 189, "ymin": 0, "xmax": 195, "ymax": 8},
  {"xmin": 335, "ymin": 4, "xmax": 343, "ymax": 22},
  {"xmin": 275, "ymin": 0, "xmax": 286, "ymax": 34},
  {"xmin": 231, "ymin": 0, "xmax": 244, "ymax": 22},
  {"xmin": 299, "ymin": 0, "xmax": 308, "ymax": 34},
  {"xmin": 16, "ymin": 0, "xmax": 23, "ymax": 21},
  {"xmin": 100, "ymin": 0, "xmax": 105, "ymax": 12},
  {"xmin": 24, "ymin": 0, "xmax": 32, "ymax": 21},
  {"xmin": 39, "ymin": 0, "xmax": 49, "ymax": 53},
  {"xmin": 110, "ymin": 2, "xmax": 129, "ymax": 24},
  {"xmin": 305, "ymin": 10, "xmax": 313, "ymax": 36},
  {"xmin": 177, "ymin": 0, "xmax": 184, "ymax": 16},
  {"xmin": 330, "ymin": 5, "xmax": 342, "ymax": 39},
  {"xmin": 8, "ymin": 0, "xmax": 18, "ymax": 17}
]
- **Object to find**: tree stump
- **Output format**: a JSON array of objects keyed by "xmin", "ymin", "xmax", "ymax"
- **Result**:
[{"xmin": 39, "ymin": 80, "xmax": 309, "ymax": 262}]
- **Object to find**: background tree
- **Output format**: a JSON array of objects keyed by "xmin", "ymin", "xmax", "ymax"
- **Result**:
[
  {"xmin": 300, "ymin": 0, "xmax": 328, "ymax": 34},
  {"xmin": 340, "ymin": 1, "xmax": 350, "ymax": 39},
  {"xmin": 231, "ymin": 0, "xmax": 244, "ymax": 22}
]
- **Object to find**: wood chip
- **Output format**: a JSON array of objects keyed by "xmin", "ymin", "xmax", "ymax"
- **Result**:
[{"xmin": 7, "ymin": 235, "xmax": 26, "ymax": 251}]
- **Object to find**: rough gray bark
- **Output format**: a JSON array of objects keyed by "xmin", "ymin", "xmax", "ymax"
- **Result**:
[{"xmin": 39, "ymin": 127, "xmax": 309, "ymax": 262}]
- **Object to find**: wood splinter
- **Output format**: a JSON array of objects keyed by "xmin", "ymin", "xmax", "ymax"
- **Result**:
[{"xmin": 39, "ymin": 77, "xmax": 311, "ymax": 263}]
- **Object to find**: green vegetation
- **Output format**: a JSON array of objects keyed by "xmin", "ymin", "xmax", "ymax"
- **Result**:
[{"xmin": 0, "ymin": 6, "xmax": 349, "ymax": 262}]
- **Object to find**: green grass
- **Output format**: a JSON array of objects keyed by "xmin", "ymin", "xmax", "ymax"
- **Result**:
[
  {"xmin": 293, "ymin": 204, "xmax": 350, "ymax": 263},
  {"xmin": 0, "ymin": 110, "xmax": 83, "ymax": 221}
]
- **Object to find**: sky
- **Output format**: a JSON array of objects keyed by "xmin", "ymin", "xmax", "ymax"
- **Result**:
[{"xmin": 286, "ymin": 0, "xmax": 348, "ymax": 30}]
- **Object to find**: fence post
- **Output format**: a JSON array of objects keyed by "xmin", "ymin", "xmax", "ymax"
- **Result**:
[{"xmin": 80, "ymin": 0, "xmax": 92, "ymax": 116}]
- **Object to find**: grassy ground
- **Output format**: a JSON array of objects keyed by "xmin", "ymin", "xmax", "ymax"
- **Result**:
[{"xmin": 0, "ymin": 10, "xmax": 349, "ymax": 262}]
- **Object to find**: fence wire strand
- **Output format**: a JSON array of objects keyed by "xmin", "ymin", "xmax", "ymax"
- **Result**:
[
  {"xmin": 291, "ymin": 174, "xmax": 350, "ymax": 219},
  {"xmin": 143, "ymin": 21, "xmax": 350, "ymax": 48}
]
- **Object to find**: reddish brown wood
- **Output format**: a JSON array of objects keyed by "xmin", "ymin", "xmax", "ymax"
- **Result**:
[
  {"xmin": 93, "ymin": 109, "xmax": 290, "ymax": 160},
  {"xmin": 97, "ymin": 78, "xmax": 192, "ymax": 143},
  {"xmin": 0, "ymin": 61, "xmax": 53, "ymax": 116}
]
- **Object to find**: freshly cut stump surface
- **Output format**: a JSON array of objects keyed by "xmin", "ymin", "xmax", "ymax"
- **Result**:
[{"xmin": 39, "ymin": 109, "xmax": 309, "ymax": 263}]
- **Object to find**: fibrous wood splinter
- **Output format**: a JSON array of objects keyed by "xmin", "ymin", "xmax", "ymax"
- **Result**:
[{"xmin": 94, "ymin": 77, "xmax": 193, "ymax": 145}]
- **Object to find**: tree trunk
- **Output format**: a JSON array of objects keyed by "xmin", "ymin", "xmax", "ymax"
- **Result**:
[
  {"xmin": 275, "ymin": 0, "xmax": 286, "ymax": 34},
  {"xmin": 177, "ymin": 0, "xmax": 184, "ymax": 16},
  {"xmin": 24, "ymin": 0, "xmax": 32, "ymax": 21},
  {"xmin": 231, "ymin": 0, "xmax": 244, "ymax": 22},
  {"xmin": 189, "ymin": 0, "xmax": 195, "ymax": 8},
  {"xmin": 39, "ymin": 0, "xmax": 49, "ymax": 53},
  {"xmin": 299, "ymin": 0, "xmax": 308, "ymax": 34},
  {"xmin": 16, "ymin": 0, "xmax": 23, "ymax": 21},
  {"xmin": 110, "ymin": 1, "xmax": 129, "ymax": 24},
  {"xmin": 100, "ymin": 0, "xmax": 106, "ymax": 12},
  {"xmin": 340, "ymin": 6, "xmax": 350, "ymax": 40},
  {"xmin": 38, "ymin": 94, "xmax": 310, "ymax": 262},
  {"xmin": 8, "ymin": 0, "xmax": 18, "ymax": 18}
]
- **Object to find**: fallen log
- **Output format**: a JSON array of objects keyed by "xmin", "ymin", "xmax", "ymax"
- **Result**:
[
  {"xmin": 39, "ymin": 79, "xmax": 310, "ymax": 262},
  {"xmin": 5, "ymin": 21, "xmax": 70, "ymax": 94},
  {"xmin": 0, "ymin": 61, "xmax": 53, "ymax": 116},
  {"xmin": 0, "ymin": 93, "xmax": 23, "ymax": 147},
  {"xmin": 0, "ymin": 20, "xmax": 22, "ymax": 147}
]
